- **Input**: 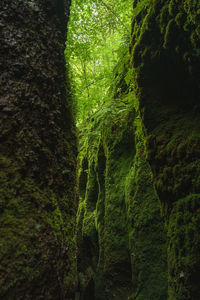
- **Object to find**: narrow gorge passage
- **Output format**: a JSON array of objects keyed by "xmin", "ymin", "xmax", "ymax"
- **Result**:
[
  {"xmin": 1, "ymin": 1, "xmax": 200, "ymax": 300},
  {"xmin": 69, "ymin": 2, "xmax": 167, "ymax": 299}
]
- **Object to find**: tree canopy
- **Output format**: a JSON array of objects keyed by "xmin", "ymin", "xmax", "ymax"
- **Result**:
[{"xmin": 65, "ymin": 0, "xmax": 133, "ymax": 125}]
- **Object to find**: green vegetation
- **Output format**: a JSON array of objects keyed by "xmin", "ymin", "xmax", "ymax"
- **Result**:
[
  {"xmin": 65, "ymin": 0, "xmax": 133, "ymax": 124},
  {"xmin": 66, "ymin": 2, "xmax": 169, "ymax": 297},
  {"xmin": 66, "ymin": 0, "xmax": 200, "ymax": 299},
  {"xmin": 1, "ymin": 0, "xmax": 200, "ymax": 298},
  {"xmin": 76, "ymin": 90, "xmax": 168, "ymax": 299},
  {"xmin": 130, "ymin": 0, "xmax": 200, "ymax": 299}
]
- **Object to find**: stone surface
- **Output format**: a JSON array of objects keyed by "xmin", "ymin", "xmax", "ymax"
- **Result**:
[
  {"xmin": 0, "ymin": 1, "xmax": 77, "ymax": 299},
  {"xmin": 130, "ymin": 1, "xmax": 200, "ymax": 299}
]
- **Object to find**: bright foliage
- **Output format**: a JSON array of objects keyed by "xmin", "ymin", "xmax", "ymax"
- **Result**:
[{"xmin": 65, "ymin": 0, "xmax": 132, "ymax": 125}]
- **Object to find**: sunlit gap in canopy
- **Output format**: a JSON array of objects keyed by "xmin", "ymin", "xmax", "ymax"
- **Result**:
[{"xmin": 65, "ymin": 0, "xmax": 132, "ymax": 128}]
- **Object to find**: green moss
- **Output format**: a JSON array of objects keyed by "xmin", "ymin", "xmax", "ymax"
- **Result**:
[
  {"xmin": 164, "ymin": 19, "xmax": 177, "ymax": 48},
  {"xmin": 168, "ymin": 0, "xmax": 179, "ymax": 16},
  {"xmin": 168, "ymin": 194, "xmax": 200, "ymax": 300},
  {"xmin": 77, "ymin": 91, "xmax": 167, "ymax": 299},
  {"xmin": 175, "ymin": 12, "xmax": 185, "ymax": 27},
  {"xmin": 125, "ymin": 105, "xmax": 167, "ymax": 300},
  {"xmin": 130, "ymin": 0, "xmax": 200, "ymax": 298},
  {"xmin": 82, "ymin": 211, "xmax": 96, "ymax": 238},
  {"xmin": 0, "ymin": 136, "xmax": 77, "ymax": 298}
]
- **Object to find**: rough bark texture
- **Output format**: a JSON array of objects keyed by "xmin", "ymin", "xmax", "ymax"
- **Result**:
[
  {"xmin": 0, "ymin": 0, "xmax": 77, "ymax": 299},
  {"xmin": 131, "ymin": 0, "xmax": 200, "ymax": 299}
]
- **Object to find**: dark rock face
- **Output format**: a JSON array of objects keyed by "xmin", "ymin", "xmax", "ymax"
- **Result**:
[
  {"xmin": 0, "ymin": 0, "xmax": 77, "ymax": 299},
  {"xmin": 130, "ymin": 1, "xmax": 200, "ymax": 299}
]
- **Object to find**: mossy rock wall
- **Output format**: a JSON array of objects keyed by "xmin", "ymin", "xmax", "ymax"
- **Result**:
[
  {"xmin": 0, "ymin": 0, "xmax": 77, "ymax": 299},
  {"xmin": 77, "ymin": 94, "xmax": 167, "ymax": 299},
  {"xmin": 130, "ymin": 1, "xmax": 200, "ymax": 299}
]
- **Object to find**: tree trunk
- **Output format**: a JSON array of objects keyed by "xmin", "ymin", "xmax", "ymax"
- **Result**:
[{"xmin": 0, "ymin": 0, "xmax": 77, "ymax": 299}]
